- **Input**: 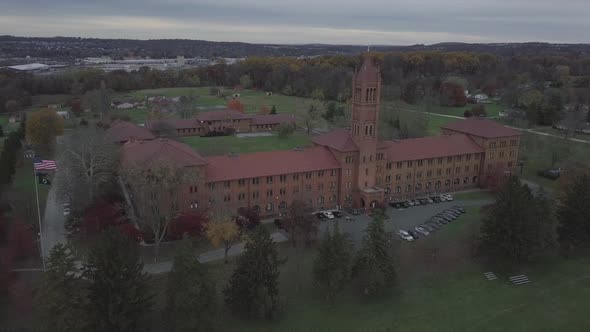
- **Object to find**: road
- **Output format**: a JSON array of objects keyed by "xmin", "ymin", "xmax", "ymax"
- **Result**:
[
  {"xmin": 387, "ymin": 106, "xmax": 590, "ymax": 145},
  {"xmin": 41, "ymin": 175, "xmax": 67, "ymax": 259},
  {"xmin": 143, "ymin": 232, "xmax": 288, "ymax": 274}
]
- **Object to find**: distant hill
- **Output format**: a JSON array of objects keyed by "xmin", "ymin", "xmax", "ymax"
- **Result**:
[{"xmin": 1, "ymin": 35, "xmax": 589, "ymax": 60}]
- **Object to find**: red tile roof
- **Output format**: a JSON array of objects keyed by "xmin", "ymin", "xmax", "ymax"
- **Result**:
[
  {"xmin": 384, "ymin": 134, "xmax": 484, "ymax": 162},
  {"xmin": 205, "ymin": 147, "xmax": 340, "ymax": 182},
  {"xmin": 442, "ymin": 118, "xmax": 523, "ymax": 138},
  {"xmin": 251, "ymin": 114, "xmax": 296, "ymax": 125},
  {"xmin": 121, "ymin": 138, "xmax": 208, "ymax": 168},
  {"xmin": 196, "ymin": 109, "xmax": 251, "ymax": 122},
  {"xmin": 355, "ymin": 56, "xmax": 380, "ymax": 82},
  {"xmin": 312, "ymin": 129, "xmax": 359, "ymax": 152},
  {"xmin": 105, "ymin": 120, "xmax": 155, "ymax": 143},
  {"xmin": 145, "ymin": 118, "xmax": 198, "ymax": 130}
]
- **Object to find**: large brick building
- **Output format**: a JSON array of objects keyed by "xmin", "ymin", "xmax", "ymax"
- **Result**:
[{"xmin": 121, "ymin": 55, "xmax": 522, "ymax": 217}]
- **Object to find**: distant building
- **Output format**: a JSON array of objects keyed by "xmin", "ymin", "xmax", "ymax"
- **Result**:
[{"xmin": 105, "ymin": 120, "xmax": 156, "ymax": 144}]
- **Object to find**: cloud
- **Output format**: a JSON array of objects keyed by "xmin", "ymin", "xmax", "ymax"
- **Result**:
[{"xmin": 1, "ymin": 0, "xmax": 589, "ymax": 44}]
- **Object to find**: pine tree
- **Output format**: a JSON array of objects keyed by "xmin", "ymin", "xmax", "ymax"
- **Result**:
[
  {"xmin": 224, "ymin": 227, "xmax": 285, "ymax": 319},
  {"xmin": 480, "ymin": 176, "xmax": 557, "ymax": 263},
  {"xmin": 83, "ymin": 228, "xmax": 153, "ymax": 332},
  {"xmin": 270, "ymin": 105, "xmax": 277, "ymax": 114},
  {"xmin": 557, "ymin": 173, "xmax": 590, "ymax": 252},
  {"xmin": 313, "ymin": 222, "xmax": 353, "ymax": 302},
  {"xmin": 166, "ymin": 237, "xmax": 217, "ymax": 332},
  {"xmin": 34, "ymin": 244, "xmax": 86, "ymax": 332},
  {"xmin": 352, "ymin": 218, "xmax": 397, "ymax": 296}
]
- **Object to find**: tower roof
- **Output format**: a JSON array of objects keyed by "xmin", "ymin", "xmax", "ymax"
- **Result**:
[{"xmin": 355, "ymin": 55, "xmax": 380, "ymax": 82}]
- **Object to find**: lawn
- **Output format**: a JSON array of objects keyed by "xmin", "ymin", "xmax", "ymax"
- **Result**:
[
  {"xmin": 180, "ymin": 133, "xmax": 313, "ymax": 156},
  {"xmin": 401, "ymin": 101, "xmax": 505, "ymax": 118},
  {"xmin": 426, "ymin": 114, "xmax": 459, "ymax": 136}
]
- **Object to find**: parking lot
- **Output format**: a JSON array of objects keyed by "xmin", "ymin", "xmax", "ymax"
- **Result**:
[{"xmin": 317, "ymin": 196, "xmax": 492, "ymax": 245}]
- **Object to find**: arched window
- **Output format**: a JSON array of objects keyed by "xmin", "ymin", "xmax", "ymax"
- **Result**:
[
  {"xmin": 415, "ymin": 183, "xmax": 422, "ymax": 191},
  {"xmin": 425, "ymin": 182, "xmax": 432, "ymax": 190},
  {"xmin": 435, "ymin": 181, "xmax": 441, "ymax": 189},
  {"xmin": 454, "ymin": 178, "xmax": 460, "ymax": 185},
  {"xmin": 346, "ymin": 194, "xmax": 353, "ymax": 201},
  {"xmin": 445, "ymin": 179, "xmax": 451, "ymax": 186},
  {"xmin": 472, "ymin": 176, "xmax": 479, "ymax": 183},
  {"xmin": 279, "ymin": 201, "xmax": 287, "ymax": 210},
  {"xmin": 463, "ymin": 177, "xmax": 469, "ymax": 184},
  {"xmin": 266, "ymin": 203, "xmax": 274, "ymax": 211},
  {"xmin": 190, "ymin": 201, "xmax": 198, "ymax": 209}
]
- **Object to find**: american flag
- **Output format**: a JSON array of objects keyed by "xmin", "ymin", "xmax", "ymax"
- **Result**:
[{"xmin": 33, "ymin": 158, "xmax": 57, "ymax": 170}]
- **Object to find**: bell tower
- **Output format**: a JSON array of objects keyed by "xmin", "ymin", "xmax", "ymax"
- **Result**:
[{"xmin": 352, "ymin": 54, "xmax": 381, "ymax": 192}]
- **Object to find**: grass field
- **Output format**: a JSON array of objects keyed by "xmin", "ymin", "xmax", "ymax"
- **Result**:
[
  {"xmin": 400, "ymin": 101, "xmax": 504, "ymax": 118},
  {"xmin": 180, "ymin": 133, "xmax": 313, "ymax": 156}
]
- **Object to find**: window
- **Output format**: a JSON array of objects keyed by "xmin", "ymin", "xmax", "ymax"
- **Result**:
[
  {"xmin": 266, "ymin": 203, "xmax": 274, "ymax": 211},
  {"xmin": 407, "ymin": 161, "xmax": 413, "ymax": 167},
  {"xmin": 279, "ymin": 174, "xmax": 287, "ymax": 182},
  {"xmin": 500, "ymin": 141, "xmax": 507, "ymax": 148},
  {"xmin": 437, "ymin": 169, "xmax": 442, "ymax": 176},
  {"xmin": 417, "ymin": 160, "xmax": 424, "ymax": 166},
  {"xmin": 417, "ymin": 171, "xmax": 423, "ymax": 178},
  {"xmin": 395, "ymin": 174, "xmax": 401, "ymax": 180},
  {"xmin": 345, "ymin": 156, "xmax": 354, "ymax": 163},
  {"xmin": 266, "ymin": 176, "xmax": 273, "ymax": 184},
  {"xmin": 305, "ymin": 172, "xmax": 312, "ymax": 179},
  {"xmin": 189, "ymin": 186, "xmax": 197, "ymax": 193},
  {"xmin": 464, "ymin": 165, "xmax": 470, "ymax": 172},
  {"xmin": 331, "ymin": 169, "xmax": 337, "ymax": 176},
  {"xmin": 445, "ymin": 179, "xmax": 451, "ymax": 186},
  {"xmin": 489, "ymin": 142, "xmax": 497, "ymax": 148},
  {"xmin": 466, "ymin": 154, "xmax": 472, "ymax": 161},
  {"xmin": 207, "ymin": 183, "xmax": 215, "ymax": 190},
  {"xmin": 435, "ymin": 181, "xmax": 441, "ymax": 188},
  {"xmin": 474, "ymin": 164, "xmax": 479, "ymax": 171},
  {"xmin": 190, "ymin": 201, "xmax": 198, "ymax": 209},
  {"xmin": 252, "ymin": 177, "xmax": 260, "ymax": 184},
  {"xmin": 509, "ymin": 150, "xmax": 514, "ymax": 157},
  {"xmin": 406, "ymin": 173, "xmax": 412, "ymax": 180},
  {"xmin": 415, "ymin": 183, "xmax": 422, "ymax": 191},
  {"xmin": 508, "ymin": 161, "xmax": 514, "ymax": 168},
  {"xmin": 318, "ymin": 183, "xmax": 324, "ymax": 190},
  {"xmin": 238, "ymin": 179, "xmax": 246, "ymax": 186},
  {"xmin": 330, "ymin": 182, "xmax": 336, "ymax": 189},
  {"xmin": 428, "ymin": 159, "xmax": 433, "ymax": 165},
  {"xmin": 266, "ymin": 189, "xmax": 273, "ymax": 197},
  {"xmin": 472, "ymin": 176, "xmax": 479, "ymax": 183},
  {"xmin": 365, "ymin": 168, "xmax": 369, "ymax": 176},
  {"xmin": 426, "ymin": 182, "xmax": 431, "ymax": 190},
  {"xmin": 499, "ymin": 151, "xmax": 505, "ymax": 158},
  {"xmin": 238, "ymin": 193, "xmax": 245, "ymax": 201},
  {"xmin": 456, "ymin": 155, "xmax": 462, "ymax": 162},
  {"xmin": 292, "ymin": 174, "xmax": 299, "ymax": 181},
  {"xmin": 455, "ymin": 167, "xmax": 461, "ymax": 173},
  {"xmin": 489, "ymin": 152, "xmax": 495, "ymax": 159},
  {"xmin": 454, "ymin": 178, "xmax": 460, "ymax": 185},
  {"xmin": 405, "ymin": 185, "xmax": 412, "ymax": 192},
  {"xmin": 395, "ymin": 186, "xmax": 401, "ymax": 193},
  {"xmin": 223, "ymin": 194, "xmax": 231, "ymax": 202},
  {"xmin": 279, "ymin": 188, "xmax": 286, "ymax": 195},
  {"xmin": 438, "ymin": 158, "xmax": 443, "ymax": 164},
  {"xmin": 396, "ymin": 162, "xmax": 403, "ymax": 169},
  {"xmin": 510, "ymin": 140, "xmax": 518, "ymax": 146},
  {"xmin": 464, "ymin": 177, "xmax": 469, "ymax": 184},
  {"xmin": 318, "ymin": 196, "xmax": 325, "ymax": 204},
  {"xmin": 279, "ymin": 201, "xmax": 287, "ymax": 210},
  {"xmin": 305, "ymin": 184, "xmax": 312, "ymax": 192},
  {"xmin": 224, "ymin": 181, "xmax": 231, "ymax": 188},
  {"xmin": 346, "ymin": 194, "xmax": 353, "ymax": 201},
  {"xmin": 252, "ymin": 191, "xmax": 259, "ymax": 199},
  {"xmin": 346, "ymin": 169, "xmax": 352, "ymax": 176},
  {"xmin": 447, "ymin": 157, "xmax": 453, "ymax": 163},
  {"xmin": 386, "ymin": 162, "xmax": 392, "ymax": 170},
  {"xmin": 377, "ymin": 153, "xmax": 384, "ymax": 160},
  {"xmin": 446, "ymin": 168, "xmax": 451, "ymax": 175},
  {"xmin": 346, "ymin": 182, "xmax": 352, "ymax": 189},
  {"xmin": 386, "ymin": 175, "xmax": 391, "ymax": 183},
  {"xmin": 426, "ymin": 170, "xmax": 432, "ymax": 177}
]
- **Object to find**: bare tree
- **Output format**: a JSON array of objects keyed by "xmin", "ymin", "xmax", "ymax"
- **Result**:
[
  {"xmin": 55, "ymin": 126, "xmax": 119, "ymax": 210},
  {"xmin": 121, "ymin": 160, "xmax": 199, "ymax": 260}
]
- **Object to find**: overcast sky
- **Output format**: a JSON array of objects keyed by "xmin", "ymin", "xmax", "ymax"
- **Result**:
[{"xmin": 1, "ymin": 0, "xmax": 589, "ymax": 45}]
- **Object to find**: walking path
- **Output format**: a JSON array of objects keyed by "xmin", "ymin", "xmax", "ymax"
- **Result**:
[
  {"xmin": 388, "ymin": 106, "xmax": 590, "ymax": 145},
  {"xmin": 143, "ymin": 232, "xmax": 288, "ymax": 274}
]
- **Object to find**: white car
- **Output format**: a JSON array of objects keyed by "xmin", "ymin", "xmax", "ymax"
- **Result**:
[
  {"xmin": 442, "ymin": 194, "xmax": 454, "ymax": 201},
  {"xmin": 322, "ymin": 211, "xmax": 335, "ymax": 219},
  {"xmin": 397, "ymin": 230, "xmax": 415, "ymax": 241},
  {"xmin": 415, "ymin": 226, "xmax": 430, "ymax": 236},
  {"xmin": 63, "ymin": 203, "xmax": 71, "ymax": 216}
]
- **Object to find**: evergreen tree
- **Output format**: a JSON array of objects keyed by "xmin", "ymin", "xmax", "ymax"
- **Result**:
[
  {"xmin": 166, "ymin": 237, "xmax": 217, "ymax": 332},
  {"xmin": 557, "ymin": 172, "xmax": 590, "ymax": 252},
  {"xmin": 224, "ymin": 227, "xmax": 285, "ymax": 319},
  {"xmin": 313, "ymin": 222, "xmax": 353, "ymax": 302},
  {"xmin": 270, "ymin": 105, "xmax": 277, "ymax": 114},
  {"xmin": 83, "ymin": 228, "xmax": 153, "ymax": 332},
  {"xmin": 0, "ymin": 125, "xmax": 3, "ymax": 137},
  {"xmin": 352, "ymin": 217, "xmax": 397, "ymax": 296},
  {"xmin": 480, "ymin": 176, "xmax": 557, "ymax": 263},
  {"xmin": 34, "ymin": 244, "xmax": 86, "ymax": 332}
]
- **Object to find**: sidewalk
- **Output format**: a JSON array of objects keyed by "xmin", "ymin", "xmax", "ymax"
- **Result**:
[{"xmin": 143, "ymin": 232, "xmax": 288, "ymax": 274}]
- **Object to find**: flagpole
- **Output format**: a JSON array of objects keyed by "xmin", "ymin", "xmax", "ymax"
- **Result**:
[{"xmin": 33, "ymin": 163, "xmax": 46, "ymax": 271}]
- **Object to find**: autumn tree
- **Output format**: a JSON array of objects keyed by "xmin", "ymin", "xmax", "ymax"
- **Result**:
[
  {"xmin": 206, "ymin": 217, "xmax": 240, "ymax": 263},
  {"xmin": 83, "ymin": 229, "xmax": 152, "ymax": 332},
  {"xmin": 26, "ymin": 109, "xmax": 64, "ymax": 146},
  {"xmin": 283, "ymin": 199, "xmax": 319, "ymax": 247},
  {"xmin": 168, "ymin": 212, "xmax": 208, "ymax": 240},
  {"xmin": 439, "ymin": 81, "xmax": 467, "ymax": 107},
  {"xmin": 166, "ymin": 238, "xmax": 217, "ymax": 332},
  {"xmin": 34, "ymin": 244, "xmax": 86, "ymax": 332},
  {"xmin": 352, "ymin": 217, "xmax": 397, "ymax": 297},
  {"xmin": 227, "ymin": 99, "xmax": 245, "ymax": 113},
  {"xmin": 224, "ymin": 226, "xmax": 285, "ymax": 319},
  {"xmin": 236, "ymin": 207, "xmax": 261, "ymax": 232},
  {"xmin": 55, "ymin": 126, "xmax": 119, "ymax": 211},
  {"xmin": 313, "ymin": 222, "xmax": 353, "ymax": 302},
  {"xmin": 480, "ymin": 176, "xmax": 557, "ymax": 263},
  {"xmin": 122, "ymin": 160, "xmax": 199, "ymax": 259},
  {"xmin": 557, "ymin": 170, "xmax": 590, "ymax": 253}
]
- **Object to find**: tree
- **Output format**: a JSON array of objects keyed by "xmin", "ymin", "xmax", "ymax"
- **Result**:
[
  {"xmin": 303, "ymin": 103, "xmax": 321, "ymax": 135},
  {"xmin": 226, "ymin": 99, "xmax": 245, "ymax": 113},
  {"xmin": 283, "ymin": 200, "xmax": 318, "ymax": 247},
  {"xmin": 310, "ymin": 88, "xmax": 325, "ymax": 100},
  {"xmin": 168, "ymin": 212, "xmax": 208, "ymax": 240},
  {"xmin": 557, "ymin": 171, "xmax": 590, "ymax": 252},
  {"xmin": 206, "ymin": 218, "xmax": 240, "ymax": 263},
  {"xmin": 55, "ymin": 127, "xmax": 119, "ymax": 211},
  {"xmin": 166, "ymin": 238, "xmax": 217, "ymax": 332},
  {"xmin": 352, "ymin": 218, "xmax": 397, "ymax": 296},
  {"xmin": 270, "ymin": 105, "xmax": 277, "ymax": 114},
  {"xmin": 276, "ymin": 122, "xmax": 295, "ymax": 138},
  {"xmin": 0, "ymin": 125, "xmax": 4, "ymax": 137},
  {"xmin": 471, "ymin": 104, "xmax": 487, "ymax": 117},
  {"xmin": 313, "ymin": 222, "xmax": 353, "ymax": 302},
  {"xmin": 439, "ymin": 81, "xmax": 467, "ymax": 107},
  {"xmin": 177, "ymin": 95, "xmax": 196, "ymax": 119},
  {"xmin": 518, "ymin": 89, "xmax": 544, "ymax": 124},
  {"xmin": 83, "ymin": 229, "xmax": 152, "ymax": 332},
  {"xmin": 480, "ymin": 176, "xmax": 557, "ymax": 263},
  {"xmin": 236, "ymin": 207, "xmax": 261, "ymax": 232},
  {"xmin": 122, "ymin": 160, "xmax": 199, "ymax": 259},
  {"xmin": 34, "ymin": 244, "xmax": 86, "ymax": 332},
  {"xmin": 224, "ymin": 227, "xmax": 285, "ymax": 319},
  {"xmin": 26, "ymin": 109, "xmax": 64, "ymax": 146}
]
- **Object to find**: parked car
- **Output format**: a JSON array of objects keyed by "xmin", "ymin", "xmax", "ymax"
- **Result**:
[
  {"xmin": 388, "ymin": 202, "xmax": 396, "ymax": 208},
  {"xmin": 347, "ymin": 208, "xmax": 360, "ymax": 215},
  {"xmin": 315, "ymin": 213, "xmax": 327, "ymax": 221},
  {"xmin": 432, "ymin": 217, "xmax": 448, "ymax": 224},
  {"xmin": 431, "ymin": 196, "xmax": 441, "ymax": 203},
  {"xmin": 426, "ymin": 222, "xmax": 440, "ymax": 230},
  {"xmin": 418, "ymin": 198, "xmax": 427, "ymax": 205},
  {"xmin": 422, "ymin": 224, "xmax": 435, "ymax": 232},
  {"xmin": 332, "ymin": 211, "xmax": 343, "ymax": 218},
  {"xmin": 401, "ymin": 201, "xmax": 410, "ymax": 208},
  {"xmin": 407, "ymin": 200, "xmax": 415, "ymax": 207},
  {"xmin": 451, "ymin": 206, "xmax": 466, "ymax": 213},
  {"xmin": 444, "ymin": 210, "xmax": 461, "ymax": 217},
  {"xmin": 322, "ymin": 211, "xmax": 335, "ymax": 219},
  {"xmin": 426, "ymin": 198, "xmax": 434, "ymax": 204},
  {"xmin": 397, "ymin": 230, "xmax": 415, "ymax": 241},
  {"xmin": 63, "ymin": 203, "xmax": 71, "ymax": 217},
  {"xmin": 537, "ymin": 168, "xmax": 561, "ymax": 180},
  {"xmin": 407, "ymin": 230, "xmax": 420, "ymax": 239},
  {"xmin": 415, "ymin": 226, "xmax": 430, "ymax": 236},
  {"xmin": 441, "ymin": 193, "xmax": 454, "ymax": 201},
  {"xmin": 438, "ymin": 214, "xmax": 455, "ymax": 221}
]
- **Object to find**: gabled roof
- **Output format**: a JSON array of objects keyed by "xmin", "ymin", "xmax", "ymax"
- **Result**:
[
  {"xmin": 442, "ymin": 118, "xmax": 523, "ymax": 139},
  {"xmin": 196, "ymin": 109, "xmax": 251, "ymax": 122},
  {"xmin": 121, "ymin": 138, "xmax": 208, "ymax": 168},
  {"xmin": 205, "ymin": 147, "xmax": 340, "ymax": 182},
  {"xmin": 384, "ymin": 134, "xmax": 484, "ymax": 162},
  {"xmin": 312, "ymin": 129, "xmax": 359, "ymax": 152},
  {"xmin": 105, "ymin": 120, "xmax": 155, "ymax": 143},
  {"xmin": 251, "ymin": 114, "xmax": 296, "ymax": 125}
]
